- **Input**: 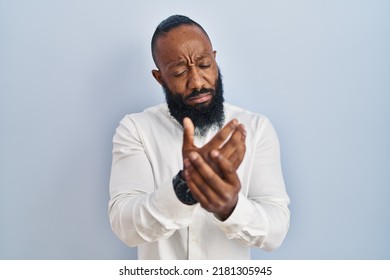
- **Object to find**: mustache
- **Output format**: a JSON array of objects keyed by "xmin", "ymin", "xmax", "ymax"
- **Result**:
[{"xmin": 184, "ymin": 88, "xmax": 214, "ymax": 101}]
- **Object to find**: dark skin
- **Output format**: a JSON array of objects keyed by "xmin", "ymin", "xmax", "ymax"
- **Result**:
[{"xmin": 152, "ymin": 25, "xmax": 246, "ymax": 220}]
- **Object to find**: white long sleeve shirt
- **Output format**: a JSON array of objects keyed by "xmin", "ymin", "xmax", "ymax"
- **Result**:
[{"xmin": 108, "ymin": 103, "xmax": 290, "ymax": 259}]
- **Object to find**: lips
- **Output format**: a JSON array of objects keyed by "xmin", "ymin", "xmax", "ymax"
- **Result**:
[{"xmin": 186, "ymin": 93, "xmax": 212, "ymax": 105}]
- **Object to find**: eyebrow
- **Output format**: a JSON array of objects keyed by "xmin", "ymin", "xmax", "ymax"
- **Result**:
[
  {"xmin": 195, "ymin": 53, "xmax": 212, "ymax": 61},
  {"xmin": 169, "ymin": 60, "xmax": 187, "ymax": 68},
  {"xmin": 167, "ymin": 53, "xmax": 212, "ymax": 69}
]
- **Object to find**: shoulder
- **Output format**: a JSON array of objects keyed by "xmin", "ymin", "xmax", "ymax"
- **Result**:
[
  {"xmin": 125, "ymin": 103, "xmax": 169, "ymax": 121},
  {"xmin": 115, "ymin": 103, "xmax": 181, "ymax": 141},
  {"xmin": 118, "ymin": 103, "xmax": 170, "ymax": 127},
  {"xmin": 224, "ymin": 103, "xmax": 270, "ymax": 128},
  {"xmin": 223, "ymin": 103, "xmax": 280, "ymax": 145},
  {"xmin": 114, "ymin": 103, "xmax": 164, "ymax": 130},
  {"xmin": 224, "ymin": 103, "xmax": 264, "ymax": 118}
]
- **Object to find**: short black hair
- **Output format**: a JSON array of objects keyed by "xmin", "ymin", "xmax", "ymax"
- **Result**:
[{"xmin": 151, "ymin": 15, "xmax": 210, "ymax": 67}]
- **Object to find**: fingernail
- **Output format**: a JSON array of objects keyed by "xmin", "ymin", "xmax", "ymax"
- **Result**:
[
  {"xmin": 189, "ymin": 152, "xmax": 198, "ymax": 161},
  {"xmin": 210, "ymin": 150, "xmax": 219, "ymax": 158}
]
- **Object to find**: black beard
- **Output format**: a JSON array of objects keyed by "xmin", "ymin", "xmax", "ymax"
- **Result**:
[{"xmin": 163, "ymin": 70, "xmax": 225, "ymax": 137}]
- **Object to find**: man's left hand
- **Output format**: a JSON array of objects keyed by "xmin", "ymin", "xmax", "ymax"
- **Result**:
[{"xmin": 183, "ymin": 149, "xmax": 241, "ymax": 220}]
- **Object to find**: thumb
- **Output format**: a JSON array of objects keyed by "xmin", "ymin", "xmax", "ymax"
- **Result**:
[{"xmin": 182, "ymin": 117, "xmax": 195, "ymax": 150}]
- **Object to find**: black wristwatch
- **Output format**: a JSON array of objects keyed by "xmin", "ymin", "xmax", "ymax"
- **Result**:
[{"xmin": 172, "ymin": 170, "xmax": 198, "ymax": 205}]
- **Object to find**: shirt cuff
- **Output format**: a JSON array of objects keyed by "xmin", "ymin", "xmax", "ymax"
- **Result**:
[{"xmin": 210, "ymin": 192, "xmax": 268, "ymax": 238}]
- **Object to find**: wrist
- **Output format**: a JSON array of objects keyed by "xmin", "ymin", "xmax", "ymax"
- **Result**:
[
  {"xmin": 172, "ymin": 170, "xmax": 198, "ymax": 205},
  {"xmin": 215, "ymin": 197, "xmax": 238, "ymax": 221}
]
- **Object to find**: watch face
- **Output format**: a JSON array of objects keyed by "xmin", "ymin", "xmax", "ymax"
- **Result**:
[{"xmin": 175, "ymin": 180, "xmax": 198, "ymax": 205}]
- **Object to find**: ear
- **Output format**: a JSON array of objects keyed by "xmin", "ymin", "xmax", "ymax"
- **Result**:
[
  {"xmin": 152, "ymin": 69, "xmax": 164, "ymax": 86},
  {"xmin": 213, "ymin": 50, "xmax": 217, "ymax": 59}
]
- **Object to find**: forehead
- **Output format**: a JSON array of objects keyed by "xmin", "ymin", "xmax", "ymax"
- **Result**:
[{"xmin": 154, "ymin": 25, "xmax": 213, "ymax": 67}]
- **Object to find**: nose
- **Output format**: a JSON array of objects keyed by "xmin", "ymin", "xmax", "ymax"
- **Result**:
[{"xmin": 187, "ymin": 67, "xmax": 205, "ymax": 91}]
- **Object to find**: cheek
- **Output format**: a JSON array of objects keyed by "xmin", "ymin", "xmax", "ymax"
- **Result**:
[
  {"xmin": 208, "ymin": 62, "xmax": 219, "ymax": 77},
  {"xmin": 164, "ymin": 78, "xmax": 186, "ymax": 94},
  {"xmin": 204, "ymin": 66, "xmax": 219, "ymax": 85}
]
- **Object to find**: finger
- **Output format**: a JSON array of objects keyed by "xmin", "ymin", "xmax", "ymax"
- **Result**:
[
  {"xmin": 207, "ymin": 119, "xmax": 238, "ymax": 149},
  {"xmin": 183, "ymin": 161, "xmax": 213, "ymax": 206},
  {"xmin": 182, "ymin": 117, "xmax": 195, "ymax": 151},
  {"xmin": 231, "ymin": 141, "xmax": 246, "ymax": 170},
  {"xmin": 185, "ymin": 155, "xmax": 231, "ymax": 214},
  {"xmin": 220, "ymin": 124, "xmax": 246, "ymax": 161},
  {"xmin": 210, "ymin": 150, "xmax": 241, "ymax": 187},
  {"xmin": 224, "ymin": 126, "xmax": 245, "ymax": 156},
  {"xmin": 187, "ymin": 152, "xmax": 228, "ymax": 198},
  {"xmin": 237, "ymin": 123, "xmax": 247, "ymax": 136},
  {"xmin": 190, "ymin": 151, "xmax": 240, "ymax": 216}
]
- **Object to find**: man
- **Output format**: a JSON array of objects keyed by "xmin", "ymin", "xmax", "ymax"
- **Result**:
[{"xmin": 108, "ymin": 15, "xmax": 290, "ymax": 259}]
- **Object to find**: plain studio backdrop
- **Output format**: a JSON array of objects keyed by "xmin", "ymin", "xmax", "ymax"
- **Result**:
[{"xmin": 1, "ymin": 0, "xmax": 389, "ymax": 259}]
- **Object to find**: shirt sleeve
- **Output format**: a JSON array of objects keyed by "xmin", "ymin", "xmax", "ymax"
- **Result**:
[
  {"xmin": 211, "ymin": 117, "xmax": 290, "ymax": 251},
  {"xmin": 108, "ymin": 116, "xmax": 196, "ymax": 247}
]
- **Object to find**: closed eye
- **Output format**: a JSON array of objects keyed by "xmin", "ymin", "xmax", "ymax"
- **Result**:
[{"xmin": 173, "ymin": 70, "xmax": 187, "ymax": 77}]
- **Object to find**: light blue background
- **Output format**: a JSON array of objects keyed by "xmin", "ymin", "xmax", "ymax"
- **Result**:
[{"xmin": 1, "ymin": 0, "xmax": 389, "ymax": 259}]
